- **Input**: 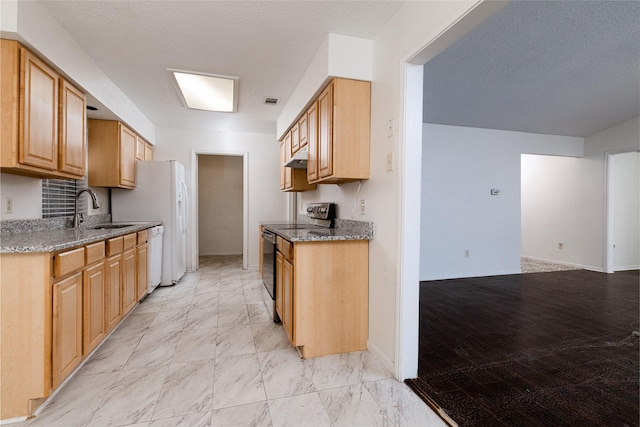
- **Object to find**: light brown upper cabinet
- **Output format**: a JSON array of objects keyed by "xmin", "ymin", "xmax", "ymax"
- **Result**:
[
  {"xmin": 88, "ymin": 119, "xmax": 137, "ymax": 188},
  {"xmin": 59, "ymin": 79, "xmax": 86, "ymax": 176},
  {"xmin": 0, "ymin": 39, "xmax": 86, "ymax": 179},
  {"xmin": 136, "ymin": 135, "xmax": 146, "ymax": 160},
  {"xmin": 280, "ymin": 129, "xmax": 316, "ymax": 192},
  {"xmin": 308, "ymin": 78, "xmax": 370, "ymax": 184},
  {"xmin": 136, "ymin": 135, "xmax": 154, "ymax": 161},
  {"xmin": 144, "ymin": 142, "xmax": 153, "ymax": 161}
]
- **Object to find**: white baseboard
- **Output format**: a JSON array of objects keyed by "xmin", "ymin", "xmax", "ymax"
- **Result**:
[
  {"xmin": 420, "ymin": 268, "xmax": 522, "ymax": 281},
  {"xmin": 367, "ymin": 340, "xmax": 396, "ymax": 379},
  {"xmin": 0, "ymin": 416, "xmax": 28, "ymax": 425},
  {"xmin": 614, "ymin": 265, "xmax": 640, "ymax": 271},
  {"xmin": 199, "ymin": 251, "xmax": 242, "ymax": 256}
]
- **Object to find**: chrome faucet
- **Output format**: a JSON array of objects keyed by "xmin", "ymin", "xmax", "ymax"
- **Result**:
[{"xmin": 73, "ymin": 188, "xmax": 100, "ymax": 228}]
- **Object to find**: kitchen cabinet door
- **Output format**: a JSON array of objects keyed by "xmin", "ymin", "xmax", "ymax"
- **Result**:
[
  {"xmin": 83, "ymin": 261, "xmax": 106, "ymax": 355},
  {"xmin": 52, "ymin": 272, "xmax": 83, "ymax": 388},
  {"xmin": 58, "ymin": 79, "xmax": 86, "ymax": 176},
  {"xmin": 119, "ymin": 125, "xmax": 137, "ymax": 188},
  {"xmin": 144, "ymin": 142, "xmax": 153, "ymax": 161},
  {"xmin": 121, "ymin": 247, "xmax": 137, "ymax": 315},
  {"xmin": 306, "ymin": 101, "xmax": 318, "ymax": 182},
  {"xmin": 136, "ymin": 243, "xmax": 148, "ymax": 301},
  {"xmin": 291, "ymin": 122, "xmax": 300, "ymax": 155},
  {"xmin": 298, "ymin": 113, "xmax": 308, "ymax": 150},
  {"xmin": 282, "ymin": 257, "xmax": 294, "ymax": 344},
  {"xmin": 105, "ymin": 254, "xmax": 122, "ymax": 332},
  {"xmin": 135, "ymin": 136, "xmax": 146, "ymax": 160},
  {"xmin": 279, "ymin": 139, "xmax": 286, "ymax": 190},
  {"xmin": 275, "ymin": 251, "xmax": 284, "ymax": 320},
  {"xmin": 88, "ymin": 119, "xmax": 137, "ymax": 188},
  {"xmin": 283, "ymin": 131, "xmax": 293, "ymax": 189},
  {"xmin": 317, "ymin": 83, "xmax": 333, "ymax": 180},
  {"xmin": 20, "ymin": 47, "xmax": 59, "ymax": 171}
]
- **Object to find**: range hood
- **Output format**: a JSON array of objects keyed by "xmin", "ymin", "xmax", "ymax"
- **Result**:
[{"xmin": 284, "ymin": 147, "xmax": 308, "ymax": 168}]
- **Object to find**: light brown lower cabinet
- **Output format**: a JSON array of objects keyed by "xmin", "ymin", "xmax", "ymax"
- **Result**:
[
  {"xmin": 282, "ymin": 257, "xmax": 294, "ymax": 343},
  {"xmin": 275, "ymin": 251, "xmax": 284, "ymax": 322},
  {"xmin": 83, "ymin": 261, "xmax": 106, "ymax": 355},
  {"xmin": 274, "ymin": 236, "xmax": 369, "ymax": 358},
  {"xmin": 105, "ymin": 254, "xmax": 123, "ymax": 332},
  {"xmin": 121, "ymin": 247, "xmax": 137, "ymax": 315},
  {"xmin": 136, "ymin": 242, "xmax": 148, "ymax": 301},
  {"xmin": 0, "ymin": 229, "xmax": 151, "ymax": 421},
  {"xmin": 136, "ymin": 230, "xmax": 149, "ymax": 301},
  {"xmin": 52, "ymin": 272, "xmax": 83, "ymax": 389}
]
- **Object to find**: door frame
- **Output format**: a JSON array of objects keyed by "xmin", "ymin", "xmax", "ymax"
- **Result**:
[
  {"xmin": 604, "ymin": 149, "xmax": 640, "ymax": 273},
  {"xmin": 395, "ymin": 0, "xmax": 506, "ymax": 380},
  {"xmin": 191, "ymin": 150, "xmax": 249, "ymax": 271}
]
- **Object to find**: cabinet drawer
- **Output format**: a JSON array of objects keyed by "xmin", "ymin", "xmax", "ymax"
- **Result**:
[
  {"xmin": 137, "ymin": 229, "xmax": 148, "ymax": 245},
  {"xmin": 54, "ymin": 247, "xmax": 85, "ymax": 278},
  {"xmin": 277, "ymin": 236, "xmax": 293, "ymax": 261},
  {"xmin": 85, "ymin": 241, "xmax": 105, "ymax": 265},
  {"xmin": 106, "ymin": 236, "xmax": 124, "ymax": 256},
  {"xmin": 123, "ymin": 233, "xmax": 137, "ymax": 250}
]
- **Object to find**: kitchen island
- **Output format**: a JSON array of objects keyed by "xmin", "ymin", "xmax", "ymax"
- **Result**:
[{"xmin": 260, "ymin": 219, "xmax": 373, "ymax": 359}]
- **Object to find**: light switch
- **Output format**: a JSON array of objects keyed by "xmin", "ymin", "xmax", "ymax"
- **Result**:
[
  {"xmin": 386, "ymin": 119, "xmax": 394, "ymax": 137},
  {"xmin": 386, "ymin": 152, "xmax": 394, "ymax": 171}
]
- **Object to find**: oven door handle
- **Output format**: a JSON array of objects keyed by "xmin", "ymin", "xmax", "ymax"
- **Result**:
[{"xmin": 262, "ymin": 230, "xmax": 276, "ymax": 242}]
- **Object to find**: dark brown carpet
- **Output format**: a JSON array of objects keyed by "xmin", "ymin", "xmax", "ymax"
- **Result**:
[{"xmin": 406, "ymin": 269, "xmax": 639, "ymax": 427}]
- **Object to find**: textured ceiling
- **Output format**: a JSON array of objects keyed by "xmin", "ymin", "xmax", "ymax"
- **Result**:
[
  {"xmin": 423, "ymin": 1, "xmax": 640, "ymax": 138},
  {"xmin": 41, "ymin": 1, "xmax": 405, "ymax": 134}
]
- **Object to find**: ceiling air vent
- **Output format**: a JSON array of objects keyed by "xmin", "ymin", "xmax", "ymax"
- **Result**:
[{"xmin": 264, "ymin": 97, "xmax": 279, "ymax": 105}]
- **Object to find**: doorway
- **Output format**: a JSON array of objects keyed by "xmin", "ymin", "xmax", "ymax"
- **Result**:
[
  {"xmin": 193, "ymin": 151, "xmax": 249, "ymax": 271},
  {"xmin": 606, "ymin": 150, "xmax": 640, "ymax": 272}
]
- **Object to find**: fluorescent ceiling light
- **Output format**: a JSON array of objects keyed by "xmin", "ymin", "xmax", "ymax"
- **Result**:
[{"xmin": 169, "ymin": 69, "xmax": 238, "ymax": 113}]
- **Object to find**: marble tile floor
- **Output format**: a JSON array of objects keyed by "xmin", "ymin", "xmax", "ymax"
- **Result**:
[{"xmin": 17, "ymin": 255, "xmax": 445, "ymax": 427}]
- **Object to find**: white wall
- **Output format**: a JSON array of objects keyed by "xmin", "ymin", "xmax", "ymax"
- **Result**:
[
  {"xmin": 612, "ymin": 151, "xmax": 640, "ymax": 270},
  {"xmin": 0, "ymin": 0, "xmax": 154, "ymax": 141},
  {"xmin": 522, "ymin": 116, "xmax": 640, "ymax": 271},
  {"xmin": 0, "ymin": 0, "xmax": 145, "ymax": 221},
  {"xmin": 421, "ymin": 124, "xmax": 583, "ymax": 280},
  {"xmin": 289, "ymin": 1, "xmax": 496, "ymax": 375},
  {"xmin": 0, "ymin": 174, "xmax": 42, "ymax": 220},
  {"xmin": 198, "ymin": 155, "xmax": 243, "ymax": 256},
  {"xmin": 154, "ymin": 127, "xmax": 287, "ymax": 271},
  {"xmin": 276, "ymin": 34, "xmax": 373, "ymax": 139}
]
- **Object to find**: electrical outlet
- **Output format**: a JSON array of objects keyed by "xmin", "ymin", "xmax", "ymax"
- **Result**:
[
  {"xmin": 360, "ymin": 199, "xmax": 366, "ymax": 215},
  {"xmin": 464, "ymin": 249, "xmax": 470, "ymax": 258},
  {"xmin": 3, "ymin": 197, "xmax": 13, "ymax": 214}
]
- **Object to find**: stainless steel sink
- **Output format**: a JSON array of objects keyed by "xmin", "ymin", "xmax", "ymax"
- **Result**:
[{"xmin": 87, "ymin": 223, "xmax": 136, "ymax": 230}]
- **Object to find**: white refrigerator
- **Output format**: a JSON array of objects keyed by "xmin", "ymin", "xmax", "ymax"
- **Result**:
[{"xmin": 112, "ymin": 160, "xmax": 188, "ymax": 286}]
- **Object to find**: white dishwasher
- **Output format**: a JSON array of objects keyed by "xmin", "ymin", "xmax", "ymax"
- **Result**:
[{"xmin": 147, "ymin": 225, "xmax": 164, "ymax": 294}]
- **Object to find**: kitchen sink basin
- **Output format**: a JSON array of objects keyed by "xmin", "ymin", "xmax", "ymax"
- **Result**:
[{"xmin": 88, "ymin": 223, "xmax": 136, "ymax": 230}]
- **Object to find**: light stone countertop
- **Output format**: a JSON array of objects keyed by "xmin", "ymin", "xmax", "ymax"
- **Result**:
[
  {"xmin": 1, "ymin": 221, "xmax": 161, "ymax": 253},
  {"xmin": 261, "ymin": 219, "xmax": 373, "ymax": 242}
]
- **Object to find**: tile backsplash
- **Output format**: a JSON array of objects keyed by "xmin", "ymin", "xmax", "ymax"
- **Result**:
[{"xmin": 42, "ymin": 178, "xmax": 87, "ymax": 218}]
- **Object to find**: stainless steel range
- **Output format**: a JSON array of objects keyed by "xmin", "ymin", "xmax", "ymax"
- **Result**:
[{"xmin": 260, "ymin": 202, "xmax": 336, "ymax": 322}]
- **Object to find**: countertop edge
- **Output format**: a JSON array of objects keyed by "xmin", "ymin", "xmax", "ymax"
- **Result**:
[{"xmin": 1, "ymin": 221, "xmax": 162, "ymax": 254}]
